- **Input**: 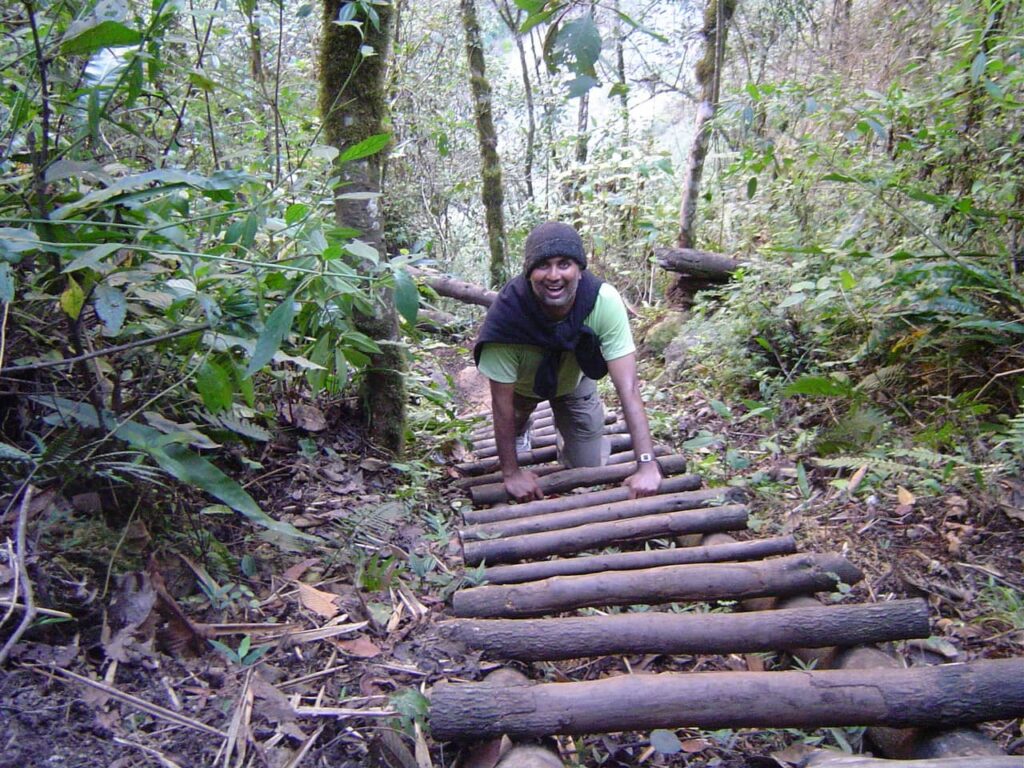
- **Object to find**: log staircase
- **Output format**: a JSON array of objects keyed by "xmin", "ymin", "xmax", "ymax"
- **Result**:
[{"xmin": 428, "ymin": 402, "xmax": 1024, "ymax": 765}]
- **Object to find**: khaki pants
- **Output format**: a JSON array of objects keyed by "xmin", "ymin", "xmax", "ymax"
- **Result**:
[{"xmin": 513, "ymin": 377, "xmax": 609, "ymax": 468}]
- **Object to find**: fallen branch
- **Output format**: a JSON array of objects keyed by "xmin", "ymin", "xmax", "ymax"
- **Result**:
[
  {"xmin": 481, "ymin": 535, "xmax": 797, "ymax": 585},
  {"xmin": 408, "ymin": 266, "xmax": 496, "ymax": 307},
  {"xmin": 469, "ymin": 457, "xmax": 693, "ymax": 507},
  {"xmin": 654, "ymin": 246, "xmax": 744, "ymax": 279},
  {"xmin": 461, "ymin": 503, "xmax": 748, "ymax": 566},
  {"xmin": 453, "ymin": 552, "xmax": 861, "ymax": 619},
  {"xmin": 0, "ymin": 487, "xmax": 37, "ymax": 666},
  {"xmin": 463, "ymin": 474, "xmax": 708, "ymax": 525},
  {"xmin": 438, "ymin": 599, "xmax": 930, "ymax": 661},
  {"xmin": 429, "ymin": 657, "xmax": 1024, "ymax": 740}
]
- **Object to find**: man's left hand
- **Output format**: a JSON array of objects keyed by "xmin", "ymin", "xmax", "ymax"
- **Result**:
[{"xmin": 624, "ymin": 460, "xmax": 662, "ymax": 499}]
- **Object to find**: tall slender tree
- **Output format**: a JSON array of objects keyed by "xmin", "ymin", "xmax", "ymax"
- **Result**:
[
  {"xmin": 320, "ymin": 0, "xmax": 407, "ymax": 454},
  {"xmin": 460, "ymin": 0, "xmax": 508, "ymax": 287},
  {"xmin": 676, "ymin": 0, "xmax": 736, "ymax": 251}
]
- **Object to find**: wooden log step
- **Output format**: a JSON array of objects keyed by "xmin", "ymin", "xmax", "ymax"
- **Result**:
[
  {"xmin": 470, "ymin": 404, "xmax": 553, "ymax": 438},
  {"xmin": 472, "ymin": 422, "xmax": 628, "ymax": 460},
  {"xmin": 795, "ymin": 751, "xmax": 1024, "ymax": 767},
  {"xmin": 461, "ymin": 487, "xmax": 729, "ymax": 541},
  {"xmin": 469, "ymin": 456, "xmax": 693, "ymax": 507},
  {"xmin": 461, "ymin": 504, "xmax": 749, "ymax": 567},
  {"xmin": 482, "ymin": 535, "xmax": 797, "ymax": 584},
  {"xmin": 456, "ymin": 438, "xmax": 663, "ymax": 487},
  {"xmin": 454, "ymin": 434, "xmax": 630, "ymax": 475},
  {"xmin": 428, "ymin": 657, "xmax": 1024, "ymax": 741},
  {"xmin": 438, "ymin": 598, "xmax": 930, "ymax": 661},
  {"xmin": 463, "ymin": 474, "xmax": 709, "ymax": 524},
  {"xmin": 468, "ymin": 412, "xmax": 618, "ymax": 452},
  {"xmin": 452, "ymin": 552, "xmax": 862, "ymax": 618}
]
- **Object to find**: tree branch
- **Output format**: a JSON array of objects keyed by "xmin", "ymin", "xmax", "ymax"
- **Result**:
[{"xmin": 0, "ymin": 323, "xmax": 212, "ymax": 375}]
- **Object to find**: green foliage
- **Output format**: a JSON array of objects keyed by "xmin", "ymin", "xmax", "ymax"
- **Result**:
[{"xmin": 208, "ymin": 634, "xmax": 270, "ymax": 667}]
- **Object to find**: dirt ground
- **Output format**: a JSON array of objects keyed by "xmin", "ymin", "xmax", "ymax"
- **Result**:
[{"xmin": 2, "ymin": 349, "xmax": 1023, "ymax": 767}]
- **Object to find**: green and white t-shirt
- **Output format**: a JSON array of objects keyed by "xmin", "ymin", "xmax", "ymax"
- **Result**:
[{"xmin": 477, "ymin": 283, "xmax": 635, "ymax": 399}]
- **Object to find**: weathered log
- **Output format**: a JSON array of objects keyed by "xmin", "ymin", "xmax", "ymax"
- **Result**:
[
  {"xmin": 482, "ymin": 535, "xmax": 797, "ymax": 585},
  {"xmin": 461, "ymin": 504, "xmax": 749, "ymax": 567},
  {"xmin": 463, "ymin": 474, "xmax": 707, "ymax": 525},
  {"xmin": 428, "ymin": 657, "xmax": 1024, "ymax": 741},
  {"xmin": 415, "ymin": 308, "xmax": 468, "ymax": 334},
  {"xmin": 793, "ymin": 749, "xmax": 1024, "ymax": 767},
  {"xmin": 472, "ymin": 422, "xmax": 628, "ymax": 460},
  {"xmin": 438, "ymin": 599, "xmax": 930, "ymax": 661},
  {"xmin": 461, "ymin": 488, "xmax": 728, "ymax": 541},
  {"xmin": 654, "ymin": 246, "xmax": 744, "ymax": 279},
  {"xmin": 454, "ymin": 435, "xmax": 641, "ymax": 486},
  {"xmin": 470, "ymin": 405, "xmax": 553, "ymax": 440},
  {"xmin": 452, "ymin": 552, "xmax": 862, "ymax": 618},
  {"xmin": 469, "ymin": 456, "xmax": 692, "ymax": 507},
  {"xmin": 469, "ymin": 412, "xmax": 617, "ymax": 453},
  {"xmin": 409, "ymin": 266, "xmax": 496, "ymax": 307}
]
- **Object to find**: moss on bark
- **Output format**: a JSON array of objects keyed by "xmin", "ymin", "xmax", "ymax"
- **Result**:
[{"xmin": 320, "ymin": 0, "xmax": 406, "ymax": 455}]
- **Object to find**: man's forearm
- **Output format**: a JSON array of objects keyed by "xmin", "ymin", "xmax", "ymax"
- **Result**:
[{"xmin": 489, "ymin": 380, "xmax": 521, "ymax": 477}]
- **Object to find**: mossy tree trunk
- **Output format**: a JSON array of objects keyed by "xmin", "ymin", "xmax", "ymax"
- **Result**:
[
  {"xmin": 676, "ymin": 0, "xmax": 736, "ymax": 251},
  {"xmin": 460, "ymin": 0, "xmax": 507, "ymax": 288},
  {"xmin": 320, "ymin": 0, "xmax": 406, "ymax": 455}
]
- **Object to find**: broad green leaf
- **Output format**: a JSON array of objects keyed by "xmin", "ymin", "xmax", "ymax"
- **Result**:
[
  {"xmin": 29, "ymin": 396, "xmax": 317, "ymax": 542},
  {"xmin": 197, "ymin": 360, "xmax": 234, "ymax": 413},
  {"xmin": 650, "ymin": 729, "xmax": 682, "ymax": 755},
  {"xmin": 345, "ymin": 239, "xmax": 380, "ymax": 264},
  {"xmin": 970, "ymin": 51, "xmax": 987, "ymax": 84},
  {"xmin": 0, "ymin": 227, "xmax": 40, "ymax": 261},
  {"xmin": 783, "ymin": 375, "xmax": 853, "ymax": 398},
  {"xmin": 0, "ymin": 263, "xmax": 14, "ymax": 303},
  {"xmin": 778, "ymin": 292, "xmax": 805, "ymax": 308},
  {"xmin": 546, "ymin": 18, "xmax": 601, "ymax": 77},
  {"xmin": 339, "ymin": 133, "xmax": 391, "ymax": 163},
  {"xmin": 608, "ymin": 82, "xmax": 629, "ymax": 98},
  {"xmin": 393, "ymin": 267, "xmax": 419, "ymax": 325},
  {"xmin": 746, "ymin": 176, "xmax": 758, "ymax": 199},
  {"xmin": 285, "ymin": 203, "xmax": 309, "ymax": 226},
  {"xmin": 94, "ymin": 283, "xmax": 127, "ymax": 334},
  {"xmin": 567, "ymin": 75, "xmax": 600, "ymax": 98},
  {"xmin": 245, "ymin": 294, "xmax": 296, "ymax": 377},
  {"xmin": 297, "ymin": 3, "xmax": 312, "ymax": 17},
  {"xmin": 152, "ymin": 443, "xmax": 318, "ymax": 542},
  {"xmin": 839, "ymin": 270, "xmax": 857, "ymax": 290},
  {"xmin": 0, "ymin": 441, "xmax": 32, "ymax": 461},
  {"xmin": 821, "ymin": 172, "xmax": 858, "ymax": 183},
  {"xmin": 52, "ymin": 169, "xmax": 217, "ymax": 220},
  {"xmin": 61, "ymin": 19, "xmax": 141, "ymax": 55},
  {"xmin": 514, "ymin": 0, "xmax": 546, "ymax": 12},
  {"xmin": 61, "ymin": 276, "xmax": 86, "ymax": 320},
  {"xmin": 189, "ymin": 70, "xmax": 217, "ymax": 92},
  {"xmin": 64, "ymin": 243, "xmax": 123, "ymax": 273},
  {"xmin": 520, "ymin": 7, "xmax": 557, "ymax": 34}
]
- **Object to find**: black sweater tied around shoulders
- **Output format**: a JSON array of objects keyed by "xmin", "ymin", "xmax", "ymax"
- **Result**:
[{"xmin": 473, "ymin": 271, "xmax": 607, "ymax": 400}]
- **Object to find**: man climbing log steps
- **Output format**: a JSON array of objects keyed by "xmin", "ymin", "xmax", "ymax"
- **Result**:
[{"xmin": 474, "ymin": 221, "xmax": 665, "ymax": 502}]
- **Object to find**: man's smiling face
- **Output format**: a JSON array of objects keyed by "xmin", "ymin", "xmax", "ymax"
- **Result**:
[{"xmin": 528, "ymin": 255, "xmax": 581, "ymax": 320}]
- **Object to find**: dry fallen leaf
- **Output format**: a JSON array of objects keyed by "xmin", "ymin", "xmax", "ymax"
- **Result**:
[
  {"xmin": 897, "ymin": 486, "xmax": 916, "ymax": 506},
  {"xmin": 296, "ymin": 583, "xmax": 340, "ymax": 619},
  {"xmin": 680, "ymin": 738, "xmax": 711, "ymax": 754},
  {"xmin": 846, "ymin": 465, "xmax": 868, "ymax": 496},
  {"xmin": 334, "ymin": 635, "xmax": 382, "ymax": 658},
  {"xmin": 282, "ymin": 557, "xmax": 320, "ymax": 582}
]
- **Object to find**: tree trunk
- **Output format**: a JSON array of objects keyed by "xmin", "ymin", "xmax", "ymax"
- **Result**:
[
  {"xmin": 462, "ymin": 473, "xmax": 706, "ymax": 525},
  {"xmin": 495, "ymin": 0, "xmax": 535, "ymax": 200},
  {"xmin": 320, "ymin": 0, "xmax": 406, "ymax": 454},
  {"xmin": 438, "ymin": 599, "xmax": 930, "ymax": 661},
  {"xmin": 408, "ymin": 267, "xmax": 496, "ymax": 307},
  {"xmin": 481, "ymin": 534, "xmax": 796, "ymax": 585},
  {"xmin": 460, "ymin": 487, "xmax": 729, "ymax": 540},
  {"xmin": 460, "ymin": 0, "xmax": 507, "ymax": 287},
  {"xmin": 468, "ymin": 456, "xmax": 694, "ymax": 507},
  {"xmin": 655, "ymin": 246, "xmax": 744, "ymax": 279},
  {"xmin": 453, "ymin": 552, "xmax": 861, "ymax": 618},
  {"xmin": 429, "ymin": 658, "xmax": 1024, "ymax": 741},
  {"xmin": 674, "ymin": 0, "xmax": 736, "ymax": 297}
]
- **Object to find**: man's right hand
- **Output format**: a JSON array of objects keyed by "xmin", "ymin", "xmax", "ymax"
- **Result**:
[{"xmin": 503, "ymin": 468, "xmax": 544, "ymax": 503}]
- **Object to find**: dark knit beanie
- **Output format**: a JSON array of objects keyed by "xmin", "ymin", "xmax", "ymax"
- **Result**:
[{"xmin": 523, "ymin": 221, "xmax": 587, "ymax": 275}]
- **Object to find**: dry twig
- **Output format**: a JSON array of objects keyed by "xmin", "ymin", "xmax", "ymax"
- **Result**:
[{"xmin": 0, "ymin": 487, "xmax": 37, "ymax": 665}]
